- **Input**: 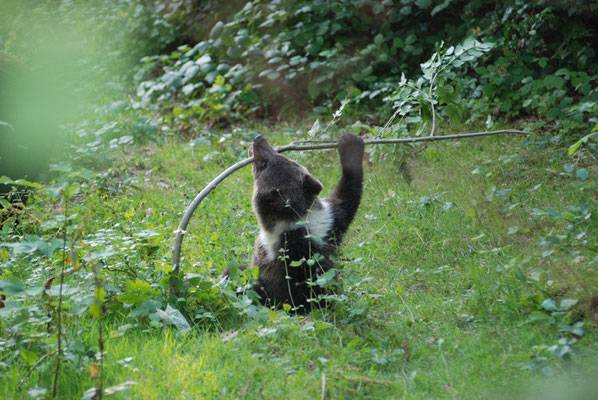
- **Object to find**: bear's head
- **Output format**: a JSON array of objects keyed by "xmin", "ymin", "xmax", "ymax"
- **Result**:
[{"xmin": 250, "ymin": 135, "xmax": 323, "ymax": 230}]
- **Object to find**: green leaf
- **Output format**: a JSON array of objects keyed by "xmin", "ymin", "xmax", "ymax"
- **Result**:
[
  {"xmin": 81, "ymin": 387, "xmax": 98, "ymax": 400},
  {"xmin": 431, "ymin": 0, "xmax": 452, "ymax": 15},
  {"xmin": 519, "ymin": 311, "xmax": 551, "ymax": 325},
  {"xmin": 209, "ymin": 21, "xmax": 224, "ymax": 40},
  {"xmin": 541, "ymin": 298, "xmax": 558, "ymax": 311},
  {"xmin": 88, "ymin": 246, "xmax": 117, "ymax": 260},
  {"xmin": 89, "ymin": 302, "xmax": 102, "ymax": 319},
  {"xmin": 64, "ymin": 184, "xmax": 80, "ymax": 200},
  {"xmin": 27, "ymin": 388, "xmax": 47, "ymax": 399},
  {"xmin": 308, "ymin": 119, "xmax": 321, "ymax": 138},
  {"xmin": 400, "ymin": 6, "xmax": 412, "ymax": 15},
  {"xmin": 559, "ymin": 298, "xmax": 578, "ymax": 310},
  {"xmin": 20, "ymin": 350, "xmax": 38, "ymax": 366},
  {"xmin": 415, "ymin": 0, "xmax": 432, "ymax": 9},
  {"xmin": 47, "ymin": 284, "xmax": 80, "ymax": 296},
  {"xmin": 559, "ymin": 322, "xmax": 584, "ymax": 337},
  {"xmin": 2, "ymin": 235, "xmax": 63, "ymax": 258},
  {"xmin": 568, "ymin": 131, "xmax": 598, "ymax": 156},
  {"xmin": 129, "ymin": 299, "xmax": 162, "ymax": 318},
  {"xmin": 576, "ymin": 169, "xmax": 589, "ymax": 180},
  {"xmin": 346, "ymin": 335, "xmax": 361, "ymax": 350},
  {"xmin": 104, "ymin": 381, "xmax": 138, "ymax": 395},
  {"xmin": 316, "ymin": 21, "xmax": 329, "ymax": 36},
  {"xmin": 316, "ymin": 269, "xmax": 337, "ymax": 287},
  {"xmin": 0, "ymin": 278, "xmax": 25, "ymax": 295},
  {"xmin": 316, "ymin": 322, "xmax": 332, "ymax": 331},
  {"xmin": 0, "ymin": 177, "xmax": 42, "ymax": 189},
  {"xmin": 155, "ymin": 305, "xmax": 191, "ymax": 332}
]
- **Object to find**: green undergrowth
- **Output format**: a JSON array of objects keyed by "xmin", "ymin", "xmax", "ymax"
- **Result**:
[{"xmin": 1, "ymin": 125, "xmax": 597, "ymax": 399}]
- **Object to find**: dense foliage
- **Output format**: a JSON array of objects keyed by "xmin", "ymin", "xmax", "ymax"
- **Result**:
[
  {"xmin": 138, "ymin": 0, "xmax": 598, "ymax": 135},
  {"xmin": 1, "ymin": 0, "xmax": 597, "ymax": 398}
]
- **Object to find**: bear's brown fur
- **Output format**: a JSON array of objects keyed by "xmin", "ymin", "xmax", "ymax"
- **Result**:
[{"xmin": 248, "ymin": 133, "xmax": 364, "ymax": 311}]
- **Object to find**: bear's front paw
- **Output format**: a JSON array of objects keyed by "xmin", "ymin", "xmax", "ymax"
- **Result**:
[{"xmin": 338, "ymin": 133, "xmax": 364, "ymax": 172}]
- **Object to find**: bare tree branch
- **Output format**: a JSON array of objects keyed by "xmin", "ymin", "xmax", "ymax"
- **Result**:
[
  {"xmin": 277, "ymin": 130, "xmax": 530, "ymax": 152},
  {"xmin": 170, "ymin": 129, "xmax": 532, "ymax": 295}
]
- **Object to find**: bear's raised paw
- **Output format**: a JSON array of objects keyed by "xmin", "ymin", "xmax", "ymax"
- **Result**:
[{"xmin": 337, "ymin": 133, "xmax": 364, "ymax": 173}]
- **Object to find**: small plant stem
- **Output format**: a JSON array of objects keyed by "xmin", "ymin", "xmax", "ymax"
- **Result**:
[
  {"xmin": 98, "ymin": 319, "xmax": 104, "ymax": 400},
  {"xmin": 398, "ymin": 293, "xmax": 416, "ymax": 324},
  {"xmin": 17, "ymin": 351, "xmax": 58, "ymax": 389},
  {"xmin": 282, "ymin": 235, "xmax": 297, "ymax": 310},
  {"xmin": 428, "ymin": 82, "xmax": 436, "ymax": 137},
  {"xmin": 52, "ymin": 197, "xmax": 68, "ymax": 398},
  {"xmin": 89, "ymin": 261, "xmax": 105, "ymax": 400}
]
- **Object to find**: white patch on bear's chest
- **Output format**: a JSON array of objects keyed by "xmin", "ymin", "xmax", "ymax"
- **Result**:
[
  {"xmin": 304, "ymin": 200, "xmax": 334, "ymax": 240},
  {"xmin": 258, "ymin": 200, "xmax": 334, "ymax": 262},
  {"xmin": 258, "ymin": 220, "xmax": 296, "ymax": 261}
]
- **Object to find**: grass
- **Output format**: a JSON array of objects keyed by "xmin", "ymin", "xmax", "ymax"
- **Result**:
[{"xmin": 1, "ymin": 124, "xmax": 597, "ymax": 399}]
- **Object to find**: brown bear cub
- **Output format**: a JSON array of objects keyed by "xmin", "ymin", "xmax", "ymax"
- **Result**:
[{"xmin": 248, "ymin": 133, "xmax": 364, "ymax": 312}]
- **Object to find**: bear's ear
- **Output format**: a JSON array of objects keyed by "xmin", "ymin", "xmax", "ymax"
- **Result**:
[{"xmin": 302, "ymin": 174, "xmax": 323, "ymax": 197}]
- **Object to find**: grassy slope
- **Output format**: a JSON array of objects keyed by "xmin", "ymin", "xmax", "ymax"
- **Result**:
[{"xmin": 2, "ymin": 126, "xmax": 597, "ymax": 399}]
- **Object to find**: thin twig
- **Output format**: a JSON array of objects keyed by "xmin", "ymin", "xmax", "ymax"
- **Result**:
[
  {"xmin": 428, "ymin": 52, "xmax": 442, "ymax": 137},
  {"xmin": 338, "ymin": 375, "xmax": 395, "ymax": 385},
  {"xmin": 17, "ymin": 350, "xmax": 58, "ymax": 389},
  {"xmin": 321, "ymin": 374, "xmax": 326, "ymax": 400},
  {"xmin": 98, "ymin": 315, "xmax": 104, "ymax": 400},
  {"xmin": 398, "ymin": 293, "xmax": 416, "ymax": 324},
  {"xmin": 170, "ymin": 129, "xmax": 533, "ymax": 295},
  {"xmin": 381, "ymin": 103, "xmax": 404, "ymax": 136},
  {"xmin": 52, "ymin": 197, "xmax": 68, "ymax": 398},
  {"xmin": 428, "ymin": 85, "xmax": 436, "ymax": 137}
]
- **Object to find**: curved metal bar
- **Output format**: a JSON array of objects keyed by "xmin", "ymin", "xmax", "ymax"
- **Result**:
[{"xmin": 170, "ymin": 156, "xmax": 254, "ymax": 295}]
